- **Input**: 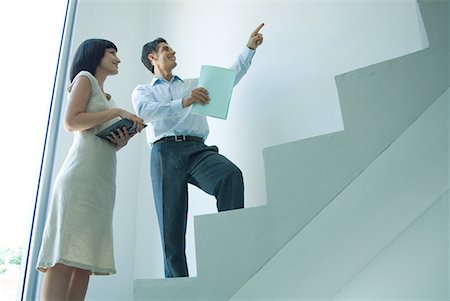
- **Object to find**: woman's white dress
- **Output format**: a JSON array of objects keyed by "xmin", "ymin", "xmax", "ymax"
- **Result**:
[{"xmin": 37, "ymin": 71, "xmax": 121, "ymax": 275}]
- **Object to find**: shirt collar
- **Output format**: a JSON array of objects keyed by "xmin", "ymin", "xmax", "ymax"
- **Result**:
[{"xmin": 151, "ymin": 75, "xmax": 183, "ymax": 86}]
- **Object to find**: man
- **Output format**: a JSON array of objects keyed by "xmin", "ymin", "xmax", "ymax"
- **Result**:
[{"xmin": 132, "ymin": 23, "xmax": 264, "ymax": 278}]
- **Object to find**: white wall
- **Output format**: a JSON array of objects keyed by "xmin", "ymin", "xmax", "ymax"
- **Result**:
[{"xmin": 47, "ymin": 0, "xmax": 427, "ymax": 298}]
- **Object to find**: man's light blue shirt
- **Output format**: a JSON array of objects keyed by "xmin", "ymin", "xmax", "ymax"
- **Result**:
[{"xmin": 132, "ymin": 47, "xmax": 255, "ymax": 145}]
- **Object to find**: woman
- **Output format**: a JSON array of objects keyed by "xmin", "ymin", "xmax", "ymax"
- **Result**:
[{"xmin": 36, "ymin": 38, "xmax": 145, "ymax": 300}]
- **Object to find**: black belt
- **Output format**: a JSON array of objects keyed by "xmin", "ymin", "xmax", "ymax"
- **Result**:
[{"xmin": 154, "ymin": 135, "xmax": 204, "ymax": 144}]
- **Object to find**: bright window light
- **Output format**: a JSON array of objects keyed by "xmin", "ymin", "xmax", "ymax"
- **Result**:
[{"xmin": 0, "ymin": 1, "xmax": 68, "ymax": 300}]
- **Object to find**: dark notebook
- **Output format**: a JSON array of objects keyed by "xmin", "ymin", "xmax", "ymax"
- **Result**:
[{"xmin": 96, "ymin": 118, "xmax": 146, "ymax": 139}]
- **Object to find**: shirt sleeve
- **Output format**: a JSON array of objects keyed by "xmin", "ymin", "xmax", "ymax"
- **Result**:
[
  {"xmin": 231, "ymin": 47, "xmax": 256, "ymax": 86},
  {"xmin": 131, "ymin": 85, "xmax": 184, "ymax": 123}
]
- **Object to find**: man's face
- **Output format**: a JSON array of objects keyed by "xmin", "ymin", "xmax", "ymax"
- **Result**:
[{"xmin": 151, "ymin": 42, "xmax": 177, "ymax": 73}]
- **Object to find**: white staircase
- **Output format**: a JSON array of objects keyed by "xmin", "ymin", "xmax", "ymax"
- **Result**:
[{"xmin": 134, "ymin": 0, "xmax": 449, "ymax": 299}]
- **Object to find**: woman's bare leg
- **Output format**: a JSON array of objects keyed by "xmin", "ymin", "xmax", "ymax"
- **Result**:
[
  {"xmin": 40, "ymin": 263, "xmax": 73, "ymax": 301},
  {"xmin": 66, "ymin": 267, "xmax": 91, "ymax": 301}
]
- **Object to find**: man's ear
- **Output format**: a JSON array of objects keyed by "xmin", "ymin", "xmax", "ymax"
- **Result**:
[{"xmin": 148, "ymin": 53, "xmax": 157, "ymax": 63}]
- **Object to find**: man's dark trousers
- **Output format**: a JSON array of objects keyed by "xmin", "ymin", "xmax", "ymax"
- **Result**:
[{"xmin": 151, "ymin": 139, "xmax": 244, "ymax": 277}]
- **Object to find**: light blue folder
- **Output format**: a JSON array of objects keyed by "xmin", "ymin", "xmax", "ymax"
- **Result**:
[{"xmin": 192, "ymin": 65, "xmax": 237, "ymax": 120}]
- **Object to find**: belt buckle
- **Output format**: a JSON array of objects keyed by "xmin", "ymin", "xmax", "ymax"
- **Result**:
[{"xmin": 174, "ymin": 135, "xmax": 186, "ymax": 142}]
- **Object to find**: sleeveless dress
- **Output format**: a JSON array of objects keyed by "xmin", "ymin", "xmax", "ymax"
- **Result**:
[{"xmin": 37, "ymin": 71, "xmax": 121, "ymax": 275}]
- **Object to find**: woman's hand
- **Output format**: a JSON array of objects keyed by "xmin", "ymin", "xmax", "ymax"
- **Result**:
[
  {"xmin": 106, "ymin": 127, "xmax": 133, "ymax": 150},
  {"xmin": 118, "ymin": 110, "xmax": 146, "ymax": 133}
]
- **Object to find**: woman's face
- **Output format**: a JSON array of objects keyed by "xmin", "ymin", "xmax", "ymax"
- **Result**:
[{"xmin": 98, "ymin": 48, "xmax": 121, "ymax": 75}]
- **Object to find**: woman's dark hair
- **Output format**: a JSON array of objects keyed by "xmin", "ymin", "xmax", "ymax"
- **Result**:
[
  {"xmin": 69, "ymin": 38, "xmax": 117, "ymax": 82},
  {"xmin": 141, "ymin": 37, "xmax": 167, "ymax": 73}
]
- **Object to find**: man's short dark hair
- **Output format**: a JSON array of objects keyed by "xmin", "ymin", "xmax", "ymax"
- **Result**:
[{"xmin": 141, "ymin": 37, "xmax": 167, "ymax": 73}]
